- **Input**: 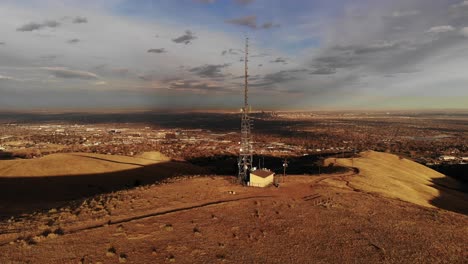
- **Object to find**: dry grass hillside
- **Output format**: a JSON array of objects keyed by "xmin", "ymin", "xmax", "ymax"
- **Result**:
[
  {"xmin": 0, "ymin": 152, "xmax": 205, "ymax": 216},
  {"xmin": 0, "ymin": 152, "xmax": 171, "ymax": 177},
  {"xmin": 325, "ymin": 151, "xmax": 467, "ymax": 214}
]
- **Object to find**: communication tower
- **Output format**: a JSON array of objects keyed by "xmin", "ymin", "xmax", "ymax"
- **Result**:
[{"xmin": 238, "ymin": 37, "xmax": 253, "ymax": 184}]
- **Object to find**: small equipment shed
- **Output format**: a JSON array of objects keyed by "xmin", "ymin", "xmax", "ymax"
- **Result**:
[{"xmin": 249, "ymin": 169, "xmax": 274, "ymax": 187}]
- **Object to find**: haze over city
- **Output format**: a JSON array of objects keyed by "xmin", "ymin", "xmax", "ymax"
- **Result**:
[{"xmin": 1, "ymin": 0, "xmax": 468, "ymax": 109}]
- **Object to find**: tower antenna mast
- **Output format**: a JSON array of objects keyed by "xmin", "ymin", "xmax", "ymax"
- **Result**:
[
  {"xmin": 244, "ymin": 36, "xmax": 249, "ymax": 107},
  {"xmin": 238, "ymin": 37, "xmax": 253, "ymax": 184}
]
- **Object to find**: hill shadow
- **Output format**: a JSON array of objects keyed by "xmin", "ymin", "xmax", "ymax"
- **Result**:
[
  {"xmin": 0, "ymin": 152, "xmax": 351, "ymax": 219},
  {"xmin": 429, "ymin": 175, "xmax": 468, "ymax": 215},
  {"xmin": 0, "ymin": 151, "xmax": 15, "ymax": 160},
  {"xmin": 429, "ymin": 164, "xmax": 468, "ymax": 184},
  {"xmin": 187, "ymin": 153, "xmax": 351, "ymax": 176},
  {"xmin": 0, "ymin": 160, "xmax": 209, "ymax": 219}
]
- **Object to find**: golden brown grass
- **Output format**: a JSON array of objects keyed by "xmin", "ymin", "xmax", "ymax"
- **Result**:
[
  {"xmin": 325, "ymin": 151, "xmax": 464, "ymax": 208},
  {"xmin": 0, "ymin": 152, "xmax": 169, "ymax": 177}
]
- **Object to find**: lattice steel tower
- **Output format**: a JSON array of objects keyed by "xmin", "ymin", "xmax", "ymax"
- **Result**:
[{"xmin": 238, "ymin": 37, "xmax": 253, "ymax": 184}]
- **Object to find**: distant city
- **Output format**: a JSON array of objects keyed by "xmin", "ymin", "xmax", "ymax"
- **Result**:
[{"xmin": 1, "ymin": 111, "xmax": 466, "ymax": 176}]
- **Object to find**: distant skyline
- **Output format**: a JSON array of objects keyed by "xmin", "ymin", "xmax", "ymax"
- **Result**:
[{"xmin": 1, "ymin": 0, "xmax": 468, "ymax": 110}]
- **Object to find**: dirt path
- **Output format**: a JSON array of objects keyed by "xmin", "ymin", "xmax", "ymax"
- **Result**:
[{"xmin": 0, "ymin": 172, "xmax": 359, "ymax": 246}]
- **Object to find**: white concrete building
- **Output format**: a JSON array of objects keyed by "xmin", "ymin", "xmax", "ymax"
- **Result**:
[{"xmin": 249, "ymin": 169, "xmax": 274, "ymax": 187}]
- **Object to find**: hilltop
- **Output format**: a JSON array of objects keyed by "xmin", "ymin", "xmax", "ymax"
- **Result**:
[{"xmin": 0, "ymin": 151, "xmax": 466, "ymax": 263}]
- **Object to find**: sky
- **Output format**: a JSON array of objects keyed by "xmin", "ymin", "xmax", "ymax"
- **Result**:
[{"xmin": 1, "ymin": 0, "xmax": 468, "ymax": 110}]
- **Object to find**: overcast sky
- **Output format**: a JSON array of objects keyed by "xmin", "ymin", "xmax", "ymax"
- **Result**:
[{"xmin": 1, "ymin": 0, "xmax": 468, "ymax": 110}]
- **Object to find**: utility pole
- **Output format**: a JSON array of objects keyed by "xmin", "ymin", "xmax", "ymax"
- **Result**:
[{"xmin": 282, "ymin": 158, "xmax": 288, "ymax": 183}]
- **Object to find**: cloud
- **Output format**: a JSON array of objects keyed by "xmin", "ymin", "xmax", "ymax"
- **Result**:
[
  {"xmin": 225, "ymin": 16, "xmax": 278, "ymax": 30},
  {"xmin": 263, "ymin": 71, "xmax": 296, "ymax": 83},
  {"xmin": 189, "ymin": 64, "xmax": 230, "ymax": 78},
  {"xmin": 42, "ymin": 67, "xmax": 99, "ymax": 80},
  {"xmin": 310, "ymin": 68, "xmax": 337, "ymax": 75},
  {"xmin": 162, "ymin": 78, "xmax": 234, "ymax": 94},
  {"xmin": 147, "ymin": 48, "xmax": 167, "ymax": 53},
  {"xmin": 225, "ymin": 15, "xmax": 257, "ymax": 29},
  {"xmin": 234, "ymin": 0, "xmax": 254, "ymax": 5},
  {"xmin": 111, "ymin": 68, "xmax": 131, "ymax": 75},
  {"xmin": 138, "ymin": 74, "xmax": 152, "ymax": 81},
  {"xmin": 43, "ymin": 20, "xmax": 60, "ymax": 28},
  {"xmin": 390, "ymin": 10, "xmax": 420, "ymax": 18},
  {"xmin": 354, "ymin": 42, "xmax": 401, "ymax": 54},
  {"xmin": 298, "ymin": 0, "xmax": 468, "ymax": 102},
  {"xmin": 221, "ymin": 48, "xmax": 241, "ymax": 56},
  {"xmin": 194, "ymin": 0, "xmax": 216, "ymax": 3},
  {"xmin": 312, "ymin": 42, "xmax": 403, "ymax": 70},
  {"xmin": 270, "ymin": 57, "xmax": 288, "ymax": 64},
  {"xmin": 426, "ymin": 25, "xmax": 455, "ymax": 34},
  {"xmin": 332, "ymin": 41, "xmax": 402, "ymax": 54},
  {"xmin": 451, "ymin": 1, "xmax": 468, "ymax": 8},
  {"xmin": 246, "ymin": 69, "xmax": 304, "ymax": 89},
  {"xmin": 0, "ymin": 74, "xmax": 15, "ymax": 81},
  {"xmin": 17, "ymin": 22, "xmax": 42, "ymax": 31},
  {"xmin": 17, "ymin": 20, "xmax": 61, "ymax": 31},
  {"xmin": 460, "ymin": 27, "xmax": 468, "ymax": 37},
  {"xmin": 172, "ymin": 30, "xmax": 196, "ymax": 44},
  {"xmin": 312, "ymin": 55, "xmax": 358, "ymax": 69},
  {"xmin": 261, "ymin": 22, "xmax": 280, "ymax": 29},
  {"xmin": 94, "ymin": 81, "xmax": 107, "ymax": 86},
  {"xmin": 251, "ymin": 53, "xmax": 269, "ymax": 58},
  {"xmin": 39, "ymin": 54, "xmax": 60, "ymax": 61},
  {"xmin": 73, "ymin": 16, "xmax": 88, "ymax": 24},
  {"xmin": 67, "ymin": 38, "xmax": 80, "ymax": 44},
  {"xmin": 167, "ymin": 79, "xmax": 230, "ymax": 93},
  {"xmin": 0, "ymin": 42, "xmax": 5, "ymax": 45}
]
